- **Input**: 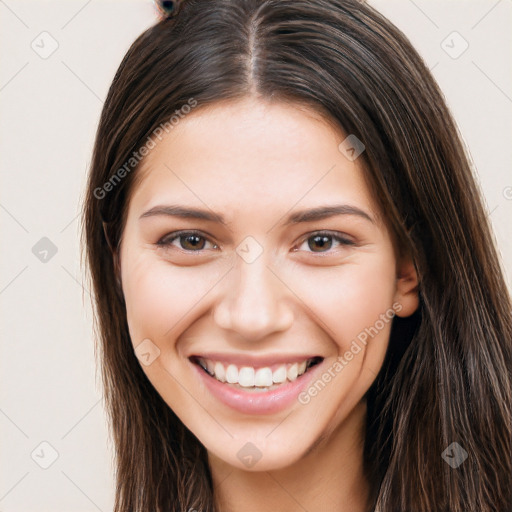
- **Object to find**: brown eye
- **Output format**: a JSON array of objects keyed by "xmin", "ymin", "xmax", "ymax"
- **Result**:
[
  {"xmin": 296, "ymin": 231, "xmax": 355, "ymax": 254},
  {"xmin": 308, "ymin": 234, "xmax": 333, "ymax": 252},
  {"xmin": 179, "ymin": 233, "xmax": 206, "ymax": 250},
  {"xmin": 157, "ymin": 231, "xmax": 217, "ymax": 252}
]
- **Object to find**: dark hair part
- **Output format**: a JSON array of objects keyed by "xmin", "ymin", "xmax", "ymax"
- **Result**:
[{"xmin": 81, "ymin": 0, "xmax": 512, "ymax": 510}]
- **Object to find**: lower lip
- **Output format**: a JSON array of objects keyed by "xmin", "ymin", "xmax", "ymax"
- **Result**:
[{"xmin": 191, "ymin": 360, "xmax": 323, "ymax": 415}]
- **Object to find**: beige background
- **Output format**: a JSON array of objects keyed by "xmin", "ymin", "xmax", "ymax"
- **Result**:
[{"xmin": 1, "ymin": 0, "xmax": 511, "ymax": 510}]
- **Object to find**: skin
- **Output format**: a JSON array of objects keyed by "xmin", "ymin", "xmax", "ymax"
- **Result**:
[{"xmin": 118, "ymin": 97, "xmax": 419, "ymax": 511}]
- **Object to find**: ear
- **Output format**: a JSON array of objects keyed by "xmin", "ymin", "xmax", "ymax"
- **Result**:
[{"xmin": 393, "ymin": 257, "xmax": 419, "ymax": 318}]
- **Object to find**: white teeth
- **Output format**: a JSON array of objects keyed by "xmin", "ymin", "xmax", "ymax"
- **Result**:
[
  {"xmin": 254, "ymin": 367, "xmax": 273, "ymax": 387},
  {"xmin": 226, "ymin": 364, "xmax": 239, "ymax": 384},
  {"xmin": 287, "ymin": 363, "xmax": 298, "ymax": 381},
  {"xmin": 198, "ymin": 358, "xmax": 317, "ymax": 387},
  {"xmin": 238, "ymin": 367, "xmax": 255, "ymax": 387},
  {"xmin": 272, "ymin": 365, "xmax": 287, "ymax": 384},
  {"xmin": 214, "ymin": 361, "xmax": 226, "ymax": 382}
]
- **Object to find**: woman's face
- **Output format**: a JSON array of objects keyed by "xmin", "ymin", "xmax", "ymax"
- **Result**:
[{"xmin": 118, "ymin": 97, "xmax": 418, "ymax": 471}]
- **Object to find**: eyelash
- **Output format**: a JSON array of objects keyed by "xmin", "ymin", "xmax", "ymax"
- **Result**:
[{"xmin": 155, "ymin": 230, "xmax": 355, "ymax": 254}]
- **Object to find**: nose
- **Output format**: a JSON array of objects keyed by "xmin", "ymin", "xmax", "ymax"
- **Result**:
[{"xmin": 212, "ymin": 254, "xmax": 294, "ymax": 342}]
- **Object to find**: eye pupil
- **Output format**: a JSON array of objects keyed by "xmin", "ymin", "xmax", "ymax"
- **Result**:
[
  {"xmin": 182, "ymin": 234, "xmax": 205, "ymax": 250},
  {"xmin": 308, "ymin": 235, "xmax": 332, "ymax": 252}
]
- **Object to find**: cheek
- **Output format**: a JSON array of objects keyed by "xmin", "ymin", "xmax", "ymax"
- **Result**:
[
  {"xmin": 122, "ymin": 251, "xmax": 229, "ymax": 351},
  {"xmin": 286, "ymin": 256, "xmax": 397, "ymax": 352}
]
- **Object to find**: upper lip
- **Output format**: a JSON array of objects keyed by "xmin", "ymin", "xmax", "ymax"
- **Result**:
[{"xmin": 189, "ymin": 353, "xmax": 323, "ymax": 367}]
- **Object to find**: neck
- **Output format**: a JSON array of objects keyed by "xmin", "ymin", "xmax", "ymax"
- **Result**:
[{"xmin": 209, "ymin": 400, "xmax": 371, "ymax": 512}]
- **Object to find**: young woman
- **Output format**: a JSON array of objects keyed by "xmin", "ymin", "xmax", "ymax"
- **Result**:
[{"xmin": 81, "ymin": 0, "xmax": 512, "ymax": 510}]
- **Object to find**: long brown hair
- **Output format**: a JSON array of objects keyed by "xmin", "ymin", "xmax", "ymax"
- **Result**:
[{"xmin": 81, "ymin": 0, "xmax": 512, "ymax": 510}]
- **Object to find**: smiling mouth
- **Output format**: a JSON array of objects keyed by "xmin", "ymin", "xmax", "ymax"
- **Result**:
[{"xmin": 190, "ymin": 355, "xmax": 324, "ymax": 391}]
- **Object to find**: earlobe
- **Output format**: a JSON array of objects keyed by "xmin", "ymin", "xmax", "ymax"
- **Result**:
[{"xmin": 393, "ymin": 258, "xmax": 420, "ymax": 318}]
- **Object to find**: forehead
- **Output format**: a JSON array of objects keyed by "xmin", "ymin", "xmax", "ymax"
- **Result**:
[{"xmin": 127, "ymin": 98, "xmax": 380, "ymax": 224}]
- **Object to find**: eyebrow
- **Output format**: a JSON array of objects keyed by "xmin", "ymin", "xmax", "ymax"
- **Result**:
[{"xmin": 139, "ymin": 204, "xmax": 375, "ymax": 226}]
